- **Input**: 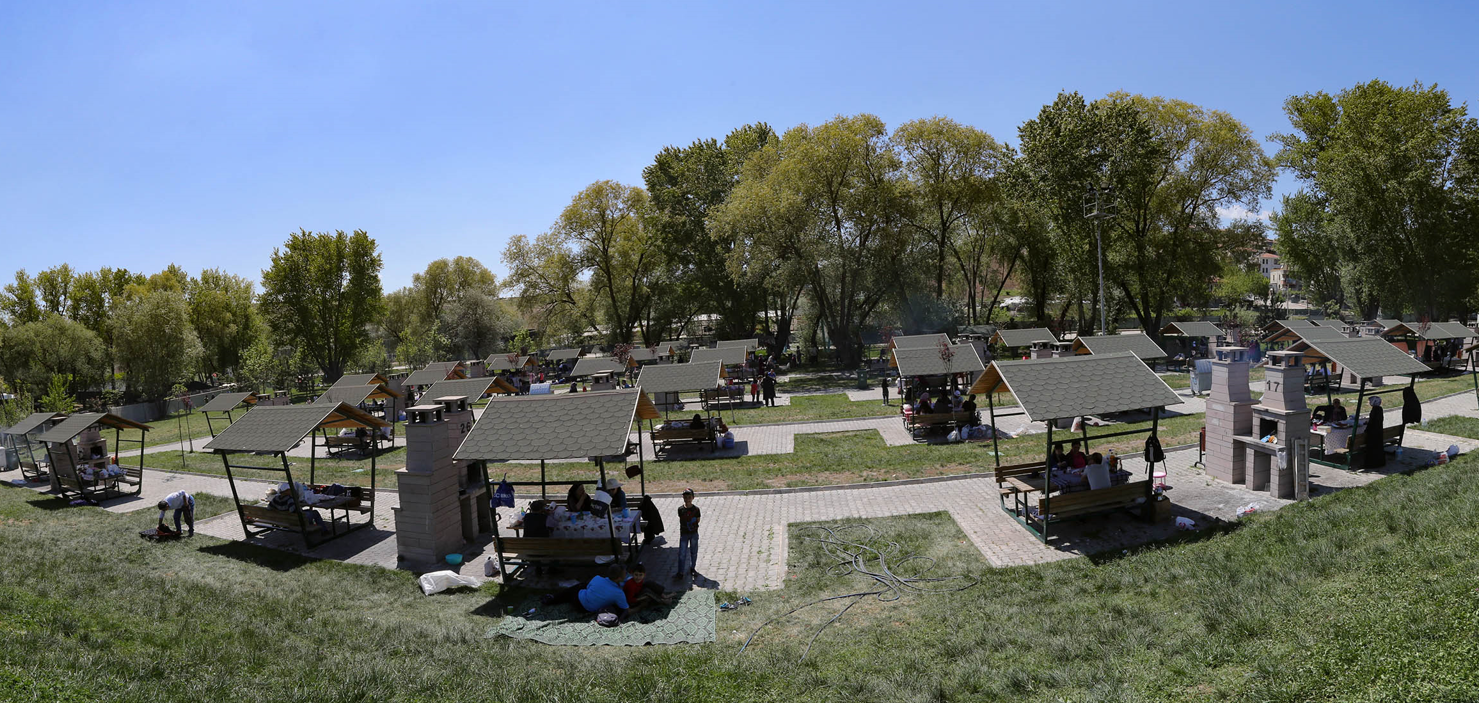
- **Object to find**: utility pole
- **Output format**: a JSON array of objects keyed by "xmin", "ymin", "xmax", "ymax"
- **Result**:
[{"xmin": 1084, "ymin": 185, "xmax": 1117, "ymax": 336}]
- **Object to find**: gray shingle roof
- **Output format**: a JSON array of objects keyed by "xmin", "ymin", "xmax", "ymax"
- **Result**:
[
  {"xmin": 1313, "ymin": 318, "xmax": 1348, "ymax": 329},
  {"xmin": 1379, "ymin": 321, "xmax": 1470, "ymax": 340},
  {"xmin": 547, "ymin": 348, "xmax": 582, "ymax": 361},
  {"xmin": 627, "ymin": 348, "xmax": 658, "ymax": 362},
  {"xmin": 331, "ymin": 373, "xmax": 388, "ymax": 389},
  {"xmin": 1160, "ymin": 321, "xmax": 1225, "ymax": 338},
  {"xmin": 972, "ymin": 352, "xmax": 1182, "ymax": 422},
  {"xmin": 1291, "ymin": 337, "xmax": 1434, "ymax": 379},
  {"xmin": 484, "ymin": 354, "xmax": 533, "ymax": 371},
  {"xmin": 421, "ymin": 377, "xmax": 512, "ymax": 403},
  {"xmin": 3, "ymin": 412, "xmax": 64, "ymax": 437},
  {"xmin": 1293, "ymin": 326, "xmax": 1350, "ymax": 341},
  {"xmin": 404, "ymin": 361, "xmax": 465, "ymax": 387},
  {"xmin": 689, "ymin": 347, "xmax": 748, "ymax": 366},
  {"xmin": 637, "ymin": 361, "xmax": 723, "ymax": 393},
  {"xmin": 203, "ymin": 403, "xmax": 385, "ymax": 453},
  {"xmin": 312, "ymin": 385, "xmax": 375, "ymax": 406},
  {"xmin": 1373, "ymin": 319, "xmax": 1403, "ymax": 332},
  {"xmin": 891, "ymin": 344, "xmax": 986, "ymax": 377},
  {"xmin": 991, "ymin": 328, "xmax": 1058, "ymax": 347},
  {"xmin": 37, "ymin": 412, "xmax": 151, "ymax": 444},
  {"xmin": 455, "ymin": 390, "xmax": 645, "ymax": 461},
  {"xmin": 658, "ymin": 340, "xmax": 688, "ymax": 353},
  {"xmin": 890, "ymin": 333, "xmax": 953, "ymax": 349},
  {"xmin": 197, "ymin": 392, "xmax": 257, "ymax": 413},
  {"xmin": 1072, "ymin": 334, "xmax": 1167, "ymax": 360},
  {"xmin": 715, "ymin": 338, "xmax": 759, "ymax": 351},
  {"xmin": 570, "ymin": 357, "xmax": 629, "ymax": 377}
]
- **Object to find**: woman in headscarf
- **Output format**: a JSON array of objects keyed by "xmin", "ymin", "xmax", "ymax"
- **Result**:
[{"xmin": 1361, "ymin": 396, "xmax": 1385, "ymax": 469}]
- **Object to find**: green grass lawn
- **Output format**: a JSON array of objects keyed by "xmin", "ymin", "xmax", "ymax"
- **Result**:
[
  {"xmin": 136, "ymin": 409, "xmax": 215, "ymax": 448},
  {"xmin": 4, "ymin": 455, "xmax": 1479, "ymax": 701},
  {"xmin": 1418, "ymin": 415, "xmax": 1479, "ymax": 440}
]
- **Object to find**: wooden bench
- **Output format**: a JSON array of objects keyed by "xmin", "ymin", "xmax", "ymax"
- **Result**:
[
  {"xmin": 651, "ymin": 426, "xmax": 716, "ymax": 454},
  {"xmin": 495, "ymin": 536, "xmax": 631, "ymax": 576},
  {"xmin": 904, "ymin": 411, "xmax": 974, "ymax": 437},
  {"xmin": 701, "ymin": 387, "xmax": 745, "ymax": 409},
  {"xmin": 1328, "ymin": 424, "xmax": 1406, "ymax": 466},
  {"xmin": 994, "ymin": 462, "xmax": 1047, "ymax": 517},
  {"xmin": 240, "ymin": 503, "xmax": 306, "ymax": 530},
  {"xmin": 1028, "ymin": 479, "xmax": 1154, "ymax": 541}
]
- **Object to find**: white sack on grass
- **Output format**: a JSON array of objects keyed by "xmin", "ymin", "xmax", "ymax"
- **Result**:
[{"xmin": 419, "ymin": 570, "xmax": 482, "ymax": 595}]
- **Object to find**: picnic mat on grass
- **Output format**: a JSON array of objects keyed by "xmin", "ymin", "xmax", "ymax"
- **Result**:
[{"xmin": 484, "ymin": 590, "xmax": 715, "ymax": 646}]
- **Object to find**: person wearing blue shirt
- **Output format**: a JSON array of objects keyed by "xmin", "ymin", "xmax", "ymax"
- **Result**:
[{"xmin": 542, "ymin": 565, "xmax": 630, "ymax": 614}]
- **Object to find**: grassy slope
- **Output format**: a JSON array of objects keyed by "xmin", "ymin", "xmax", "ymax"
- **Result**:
[
  {"xmin": 4, "ymin": 457, "xmax": 1479, "ymax": 701},
  {"xmin": 1418, "ymin": 415, "xmax": 1479, "ymax": 440}
]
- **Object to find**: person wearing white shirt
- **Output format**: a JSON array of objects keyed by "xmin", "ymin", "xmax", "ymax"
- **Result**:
[
  {"xmin": 1084, "ymin": 453, "xmax": 1112, "ymax": 491},
  {"xmin": 157, "ymin": 490, "xmax": 195, "ymax": 536}
]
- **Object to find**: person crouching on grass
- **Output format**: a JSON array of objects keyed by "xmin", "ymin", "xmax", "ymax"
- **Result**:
[
  {"xmin": 624, "ymin": 563, "xmax": 676, "ymax": 613},
  {"xmin": 157, "ymin": 490, "xmax": 195, "ymax": 536}
]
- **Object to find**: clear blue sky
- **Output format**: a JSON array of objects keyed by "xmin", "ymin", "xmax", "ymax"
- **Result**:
[{"xmin": 3, "ymin": 1, "xmax": 1476, "ymax": 291}]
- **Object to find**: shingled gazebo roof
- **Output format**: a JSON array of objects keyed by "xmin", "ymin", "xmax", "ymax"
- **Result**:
[
  {"xmin": 570, "ymin": 357, "xmax": 633, "ymax": 377},
  {"xmin": 421, "ymin": 376, "xmax": 517, "ymax": 403},
  {"xmin": 203, "ymin": 403, "xmax": 388, "ymax": 454},
  {"xmin": 714, "ymin": 338, "xmax": 759, "ymax": 351},
  {"xmin": 403, "ymin": 361, "xmax": 466, "ymax": 387},
  {"xmin": 637, "ymin": 360, "xmax": 725, "ymax": 394},
  {"xmin": 37, "ymin": 412, "xmax": 152, "ymax": 444},
  {"xmin": 311, "ymin": 383, "xmax": 401, "ymax": 407},
  {"xmin": 969, "ymin": 353, "xmax": 1181, "ymax": 422},
  {"xmin": 1288, "ymin": 338, "xmax": 1433, "ymax": 380},
  {"xmin": 990, "ymin": 327, "xmax": 1059, "ymax": 348},
  {"xmin": 197, "ymin": 391, "xmax": 260, "ymax": 413},
  {"xmin": 1383, "ymin": 321, "xmax": 1473, "ymax": 340},
  {"xmin": 3, "ymin": 412, "xmax": 64, "ymax": 437},
  {"xmin": 454, "ymin": 389, "xmax": 660, "ymax": 462},
  {"xmin": 689, "ymin": 347, "xmax": 748, "ymax": 367},
  {"xmin": 1070, "ymin": 334, "xmax": 1167, "ymax": 360},
  {"xmin": 331, "ymin": 373, "xmax": 390, "ymax": 389},
  {"xmin": 889, "ymin": 333, "xmax": 952, "ymax": 350},
  {"xmin": 890, "ymin": 344, "xmax": 986, "ymax": 377},
  {"xmin": 1159, "ymin": 321, "xmax": 1225, "ymax": 338}
]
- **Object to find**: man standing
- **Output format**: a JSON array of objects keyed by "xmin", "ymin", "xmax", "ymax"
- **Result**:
[
  {"xmin": 157, "ymin": 490, "xmax": 195, "ymax": 536},
  {"xmin": 881, "ymin": 374, "xmax": 890, "ymax": 406},
  {"xmin": 673, "ymin": 489, "xmax": 701, "ymax": 581}
]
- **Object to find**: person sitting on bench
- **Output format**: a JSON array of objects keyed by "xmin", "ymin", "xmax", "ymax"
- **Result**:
[
  {"xmin": 1066, "ymin": 440, "xmax": 1088, "ymax": 469},
  {"xmin": 1329, "ymin": 398, "xmax": 1347, "ymax": 422},
  {"xmin": 688, "ymin": 413, "xmax": 706, "ymax": 430},
  {"xmin": 601, "ymin": 477, "xmax": 627, "ymax": 510},
  {"xmin": 566, "ymin": 483, "xmax": 593, "ymax": 513},
  {"xmin": 522, "ymin": 500, "xmax": 553, "ymax": 538},
  {"xmin": 1085, "ymin": 453, "xmax": 1111, "ymax": 490},
  {"xmin": 916, "ymin": 397, "xmax": 934, "ymax": 415},
  {"xmin": 157, "ymin": 490, "xmax": 195, "ymax": 536},
  {"xmin": 541, "ymin": 564, "xmax": 631, "ymax": 615}
]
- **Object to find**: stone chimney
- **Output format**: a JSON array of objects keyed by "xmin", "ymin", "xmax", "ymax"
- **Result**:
[
  {"xmin": 1250, "ymin": 351, "xmax": 1310, "ymax": 499},
  {"xmin": 1204, "ymin": 346, "xmax": 1255, "ymax": 484},
  {"xmin": 393, "ymin": 403, "xmax": 464, "ymax": 565}
]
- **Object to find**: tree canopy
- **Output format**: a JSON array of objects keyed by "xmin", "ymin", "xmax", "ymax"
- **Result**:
[{"xmin": 258, "ymin": 229, "xmax": 384, "ymax": 383}]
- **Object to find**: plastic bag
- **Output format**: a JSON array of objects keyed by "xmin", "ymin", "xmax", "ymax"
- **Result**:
[
  {"xmin": 493, "ymin": 475, "xmax": 515, "ymax": 508},
  {"xmin": 947, "ymin": 430, "xmax": 960, "ymax": 443},
  {"xmin": 419, "ymin": 570, "xmax": 482, "ymax": 595},
  {"xmin": 1175, "ymin": 516, "xmax": 1197, "ymax": 530},
  {"xmin": 1447, "ymin": 444, "xmax": 1461, "ymax": 459},
  {"xmin": 1236, "ymin": 503, "xmax": 1261, "ymax": 519}
]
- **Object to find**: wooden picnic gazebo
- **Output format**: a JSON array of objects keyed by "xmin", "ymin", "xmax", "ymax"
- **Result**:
[
  {"xmin": 968, "ymin": 352, "xmax": 1181, "ymax": 543},
  {"xmin": 715, "ymin": 338, "xmax": 760, "ymax": 351},
  {"xmin": 311, "ymin": 382, "xmax": 404, "ymax": 453},
  {"xmin": 203, "ymin": 403, "xmax": 388, "ymax": 547},
  {"xmin": 422, "ymin": 376, "xmax": 519, "ymax": 405},
  {"xmin": 36, "ymin": 412, "xmax": 152, "ymax": 501},
  {"xmin": 637, "ymin": 360, "xmax": 726, "ymax": 455},
  {"xmin": 569, "ymin": 356, "xmax": 636, "ymax": 390},
  {"xmin": 454, "ymin": 389, "xmax": 662, "ymax": 577},
  {"xmin": 485, "ymin": 353, "xmax": 538, "ymax": 374},
  {"xmin": 402, "ymin": 361, "xmax": 467, "ymax": 404},
  {"xmin": 689, "ymin": 346, "xmax": 751, "ymax": 383},
  {"xmin": 197, "ymin": 391, "xmax": 260, "ymax": 438},
  {"xmin": 1070, "ymin": 334, "xmax": 1168, "ymax": 367},
  {"xmin": 1380, "ymin": 321, "xmax": 1472, "ymax": 369},
  {"xmin": 1158, "ymin": 321, "xmax": 1226, "ymax": 360},
  {"xmin": 1285, "ymin": 337, "xmax": 1431, "ymax": 467},
  {"xmin": 2, "ymin": 412, "xmax": 64, "ymax": 482},
  {"xmin": 989, "ymin": 327, "xmax": 1059, "ymax": 355},
  {"xmin": 891, "ymin": 343, "xmax": 987, "ymax": 437}
]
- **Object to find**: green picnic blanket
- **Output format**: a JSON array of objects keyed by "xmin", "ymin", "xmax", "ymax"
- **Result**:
[{"xmin": 484, "ymin": 590, "xmax": 715, "ymax": 646}]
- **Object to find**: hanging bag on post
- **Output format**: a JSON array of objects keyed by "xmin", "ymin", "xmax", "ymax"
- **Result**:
[
  {"xmin": 1143, "ymin": 436, "xmax": 1165, "ymax": 464},
  {"xmin": 493, "ymin": 474, "xmax": 515, "ymax": 508}
]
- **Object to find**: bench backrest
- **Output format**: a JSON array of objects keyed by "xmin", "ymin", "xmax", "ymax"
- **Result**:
[
  {"xmin": 1038, "ymin": 480, "xmax": 1152, "ymax": 515},
  {"xmin": 1346, "ymin": 424, "xmax": 1405, "ymax": 451},
  {"xmin": 498, "ymin": 537, "xmax": 619, "ymax": 557},
  {"xmin": 995, "ymin": 462, "xmax": 1044, "ymax": 482}
]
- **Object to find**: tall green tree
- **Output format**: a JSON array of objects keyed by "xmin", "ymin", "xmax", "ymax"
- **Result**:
[
  {"xmin": 1272, "ymin": 80, "xmax": 1479, "ymax": 319},
  {"xmin": 259, "ymin": 229, "xmax": 384, "ymax": 383},
  {"xmin": 504, "ymin": 181, "xmax": 662, "ymax": 344},
  {"xmin": 0, "ymin": 270, "xmax": 42, "ymax": 325},
  {"xmin": 894, "ymin": 117, "xmax": 1010, "ymax": 300},
  {"xmin": 186, "ymin": 269, "xmax": 260, "ymax": 380},
  {"xmin": 113, "ymin": 288, "xmax": 203, "ymax": 401},
  {"xmin": 70, "ymin": 267, "xmax": 145, "ymax": 389},
  {"xmin": 721, "ymin": 114, "xmax": 911, "ymax": 364},
  {"xmin": 644, "ymin": 123, "xmax": 777, "ymax": 340},
  {"xmin": 35, "ymin": 264, "xmax": 77, "ymax": 317},
  {"xmin": 0, "ymin": 316, "xmax": 107, "ymax": 398}
]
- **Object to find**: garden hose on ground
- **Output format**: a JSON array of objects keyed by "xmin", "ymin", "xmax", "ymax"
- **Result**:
[{"xmin": 738, "ymin": 522, "xmax": 979, "ymax": 660}]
